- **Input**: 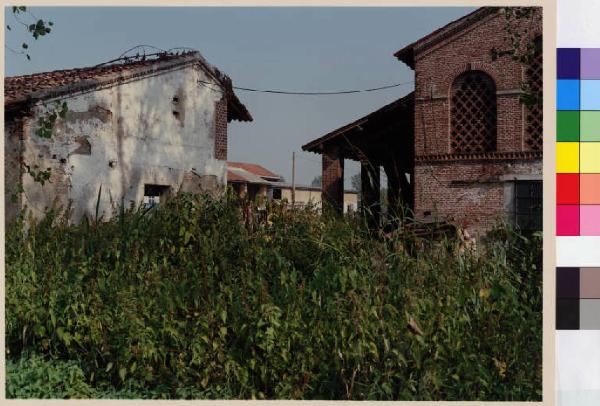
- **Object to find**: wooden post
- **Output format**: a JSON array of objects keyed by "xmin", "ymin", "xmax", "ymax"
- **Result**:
[
  {"xmin": 292, "ymin": 151, "xmax": 296, "ymax": 207},
  {"xmin": 322, "ymin": 144, "xmax": 344, "ymax": 215}
]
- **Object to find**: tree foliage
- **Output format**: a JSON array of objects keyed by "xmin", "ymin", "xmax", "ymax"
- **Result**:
[
  {"xmin": 6, "ymin": 6, "xmax": 53, "ymax": 61},
  {"xmin": 490, "ymin": 7, "xmax": 542, "ymax": 108}
]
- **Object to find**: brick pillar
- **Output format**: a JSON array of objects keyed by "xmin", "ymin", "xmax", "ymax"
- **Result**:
[
  {"xmin": 214, "ymin": 97, "xmax": 228, "ymax": 160},
  {"xmin": 322, "ymin": 144, "xmax": 344, "ymax": 215},
  {"xmin": 361, "ymin": 160, "xmax": 380, "ymax": 228},
  {"xmin": 4, "ymin": 116, "xmax": 24, "ymax": 226}
]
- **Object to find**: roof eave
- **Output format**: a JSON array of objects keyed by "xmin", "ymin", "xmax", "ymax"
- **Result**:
[
  {"xmin": 5, "ymin": 55, "xmax": 198, "ymax": 108},
  {"xmin": 393, "ymin": 7, "xmax": 497, "ymax": 70},
  {"xmin": 302, "ymin": 92, "xmax": 414, "ymax": 154},
  {"xmin": 393, "ymin": 47, "xmax": 415, "ymax": 69},
  {"xmin": 226, "ymin": 95, "xmax": 253, "ymax": 122},
  {"xmin": 5, "ymin": 52, "xmax": 253, "ymax": 123}
]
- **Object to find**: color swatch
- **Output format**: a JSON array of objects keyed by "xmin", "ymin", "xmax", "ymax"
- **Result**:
[
  {"xmin": 556, "ymin": 4, "xmax": 600, "ymax": 404},
  {"xmin": 556, "ymin": 267, "xmax": 600, "ymax": 329},
  {"xmin": 557, "ymin": 48, "xmax": 600, "ymax": 236}
]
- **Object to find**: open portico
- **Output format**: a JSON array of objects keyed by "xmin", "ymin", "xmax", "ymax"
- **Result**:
[{"xmin": 302, "ymin": 93, "xmax": 415, "ymax": 226}]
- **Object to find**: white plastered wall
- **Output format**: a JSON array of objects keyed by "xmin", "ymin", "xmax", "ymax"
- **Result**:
[{"xmin": 21, "ymin": 63, "xmax": 226, "ymax": 221}]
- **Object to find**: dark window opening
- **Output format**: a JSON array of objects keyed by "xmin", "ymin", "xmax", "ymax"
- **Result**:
[
  {"xmin": 513, "ymin": 180, "xmax": 542, "ymax": 231},
  {"xmin": 272, "ymin": 188, "xmax": 282, "ymax": 200},
  {"xmin": 172, "ymin": 94, "xmax": 183, "ymax": 124},
  {"xmin": 144, "ymin": 184, "xmax": 170, "ymax": 208}
]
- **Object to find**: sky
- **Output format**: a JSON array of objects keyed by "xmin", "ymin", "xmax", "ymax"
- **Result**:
[{"xmin": 5, "ymin": 6, "xmax": 475, "ymax": 188}]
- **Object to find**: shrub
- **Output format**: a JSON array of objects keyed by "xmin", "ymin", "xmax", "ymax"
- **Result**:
[
  {"xmin": 6, "ymin": 353, "xmax": 95, "ymax": 398},
  {"xmin": 5, "ymin": 193, "xmax": 542, "ymax": 400}
]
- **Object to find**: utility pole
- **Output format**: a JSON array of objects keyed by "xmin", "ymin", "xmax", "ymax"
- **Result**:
[{"xmin": 292, "ymin": 151, "xmax": 296, "ymax": 207}]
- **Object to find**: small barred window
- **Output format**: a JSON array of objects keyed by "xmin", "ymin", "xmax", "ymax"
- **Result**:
[
  {"xmin": 525, "ymin": 36, "xmax": 543, "ymax": 151},
  {"xmin": 450, "ymin": 71, "xmax": 497, "ymax": 154}
]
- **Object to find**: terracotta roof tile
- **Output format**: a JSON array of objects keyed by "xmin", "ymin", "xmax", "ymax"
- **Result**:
[
  {"xmin": 5, "ymin": 51, "xmax": 252, "ymax": 122},
  {"xmin": 227, "ymin": 161, "xmax": 281, "ymax": 179},
  {"xmin": 227, "ymin": 167, "xmax": 272, "ymax": 184},
  {"xmin": 5, "ymin": 56, "xmax": 172, "ymax": 105},
  {"xmin": 227, "ymin": 169, "xmax": 250, "ymax": 183}
]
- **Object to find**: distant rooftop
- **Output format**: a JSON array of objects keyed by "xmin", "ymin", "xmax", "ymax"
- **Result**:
[
  {"xmin": 227, "ymin": 161, "xmax": 283, "ymax": 185},
  {"xmin": 227, "ymin": 161, "xmax": 281, "ymax": 179}
]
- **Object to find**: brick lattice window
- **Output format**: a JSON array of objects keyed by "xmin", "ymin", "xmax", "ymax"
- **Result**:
[
  {"xmin": 525, "ymin": 36, "xmax": 543, "ymax": 151},
  {"xmin": 450, "ymin": 71, "xmax": 497, "ymax": 154}
]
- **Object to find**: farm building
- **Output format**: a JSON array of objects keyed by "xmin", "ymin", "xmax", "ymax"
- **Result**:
[
  {"xmin": 4, "ymin": 51, "xmax": 252, "ymax": 224},
  {"xmin": 227, "ymin": 161, "xmax": 284, "ymax": 202},
  {"xmin": 227, "ymin": 160, "xmax": 358, "ymax": 212},
  {"xmin": 302, "ymin": 7, "xmax": 543, "ymax": 236},
  {"xmin": 276, "ymin": 184, "xmax": 358, "ymax": 214}
]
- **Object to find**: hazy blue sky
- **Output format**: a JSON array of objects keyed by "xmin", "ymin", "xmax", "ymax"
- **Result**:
[{"xmin": 5, "ymin": 7, "xmax": 474, "ymax": 187}]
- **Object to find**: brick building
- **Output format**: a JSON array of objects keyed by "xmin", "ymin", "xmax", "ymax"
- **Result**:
[
  {"xmin": 302, "ymin": 7, "xmax": 542, "ymax": 236},
  {"xmin": 4, "ymin": 51, "xmax": 252, "ymax": 224}
]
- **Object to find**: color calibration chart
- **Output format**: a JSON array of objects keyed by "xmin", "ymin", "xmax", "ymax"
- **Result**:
[
  {"xmin": 557, "ymin": 48, "xmax": 600, "ymax": 237},
  {"xmin": 556, "ymin": 49, "xmax": 600, "ymax": 333},
  {"xmin": 556, "ymin": 267, "xmax": 600, "ymax": 330},
  {"xmin": 556, "ymin": 2, "xmax": 600, "ymax": 402}
]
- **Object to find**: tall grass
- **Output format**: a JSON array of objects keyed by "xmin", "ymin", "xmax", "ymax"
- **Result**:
[{"xmin": 5, "ymin": 192, "xmax": 542, "ymax": 400}]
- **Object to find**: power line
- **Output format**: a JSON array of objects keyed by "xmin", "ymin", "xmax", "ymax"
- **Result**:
[
  {"xmin": 199, "ymin": 79, "xmax": 413, "ymax": 96},
  {"xmin": 96, "ymin": 45, "xmax": 413, "ymax": 97}
]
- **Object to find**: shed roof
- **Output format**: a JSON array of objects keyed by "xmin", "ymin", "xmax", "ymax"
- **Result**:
[
  {"xmin": 302, "ymin": 92, "xmax": 414, "ymax": 154},
  {"xmin": 5, "ymin": 51, "xmax": 252, "ymax": 122}
]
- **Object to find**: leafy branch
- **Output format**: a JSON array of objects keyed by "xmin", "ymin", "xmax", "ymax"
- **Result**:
[
  {"xmin": 6, "ymin": 6, "xmax": 53, "ymax": 60},
  {"xmin": 21, "ymin": 162, "xmax": 52, "ymax": 186},
  {"xmin": 7, "ymin": 7, "xmax": 64, "ymax": 194},
  {"xmin": 19, "ymin": 101, "xmax": 69, "ymax": 186},
  {"xmin": 490, "ymin": 7, "xmax": 542, "ymax": 108},
  {"xmin": 35, "ymin": 101, "xmax": 69, "ymax": 139}
]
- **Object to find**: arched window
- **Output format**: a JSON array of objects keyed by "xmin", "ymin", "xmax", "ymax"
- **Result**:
[
  {"xmin": 450, "ymin": 71, "xmax": 497, "ymax": 154},
  {"xmin": 525, "ymin": 36, "xmax": 543, "ymax": 151}
]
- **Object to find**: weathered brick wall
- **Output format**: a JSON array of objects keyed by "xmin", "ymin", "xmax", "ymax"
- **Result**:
[
  {"xmin": 415, "ymin": 158, "xmax": 542, "ymax": 236},
  {"xmin": 214, "ymin": 97, "xmax": 228, "ymax": 161},
  {"xmin": 20, "ymin": 115, "xmax": 73, "ymax": 217},
  {"xmin": 412, "ymin": 9, "xmax": 543, "ymax": 235},
  {"xmin": 4, "ymin": 115, "xmax": 23, "ymax": 225},
  {"xmin": 4, "ymin": 113, "xmax": 73, "ymax": 225}
]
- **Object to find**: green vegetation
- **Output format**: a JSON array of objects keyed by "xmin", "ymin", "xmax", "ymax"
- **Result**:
[{"xmin": 5, "ymin": 192, "xmax": 542, "ymax": 400}]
